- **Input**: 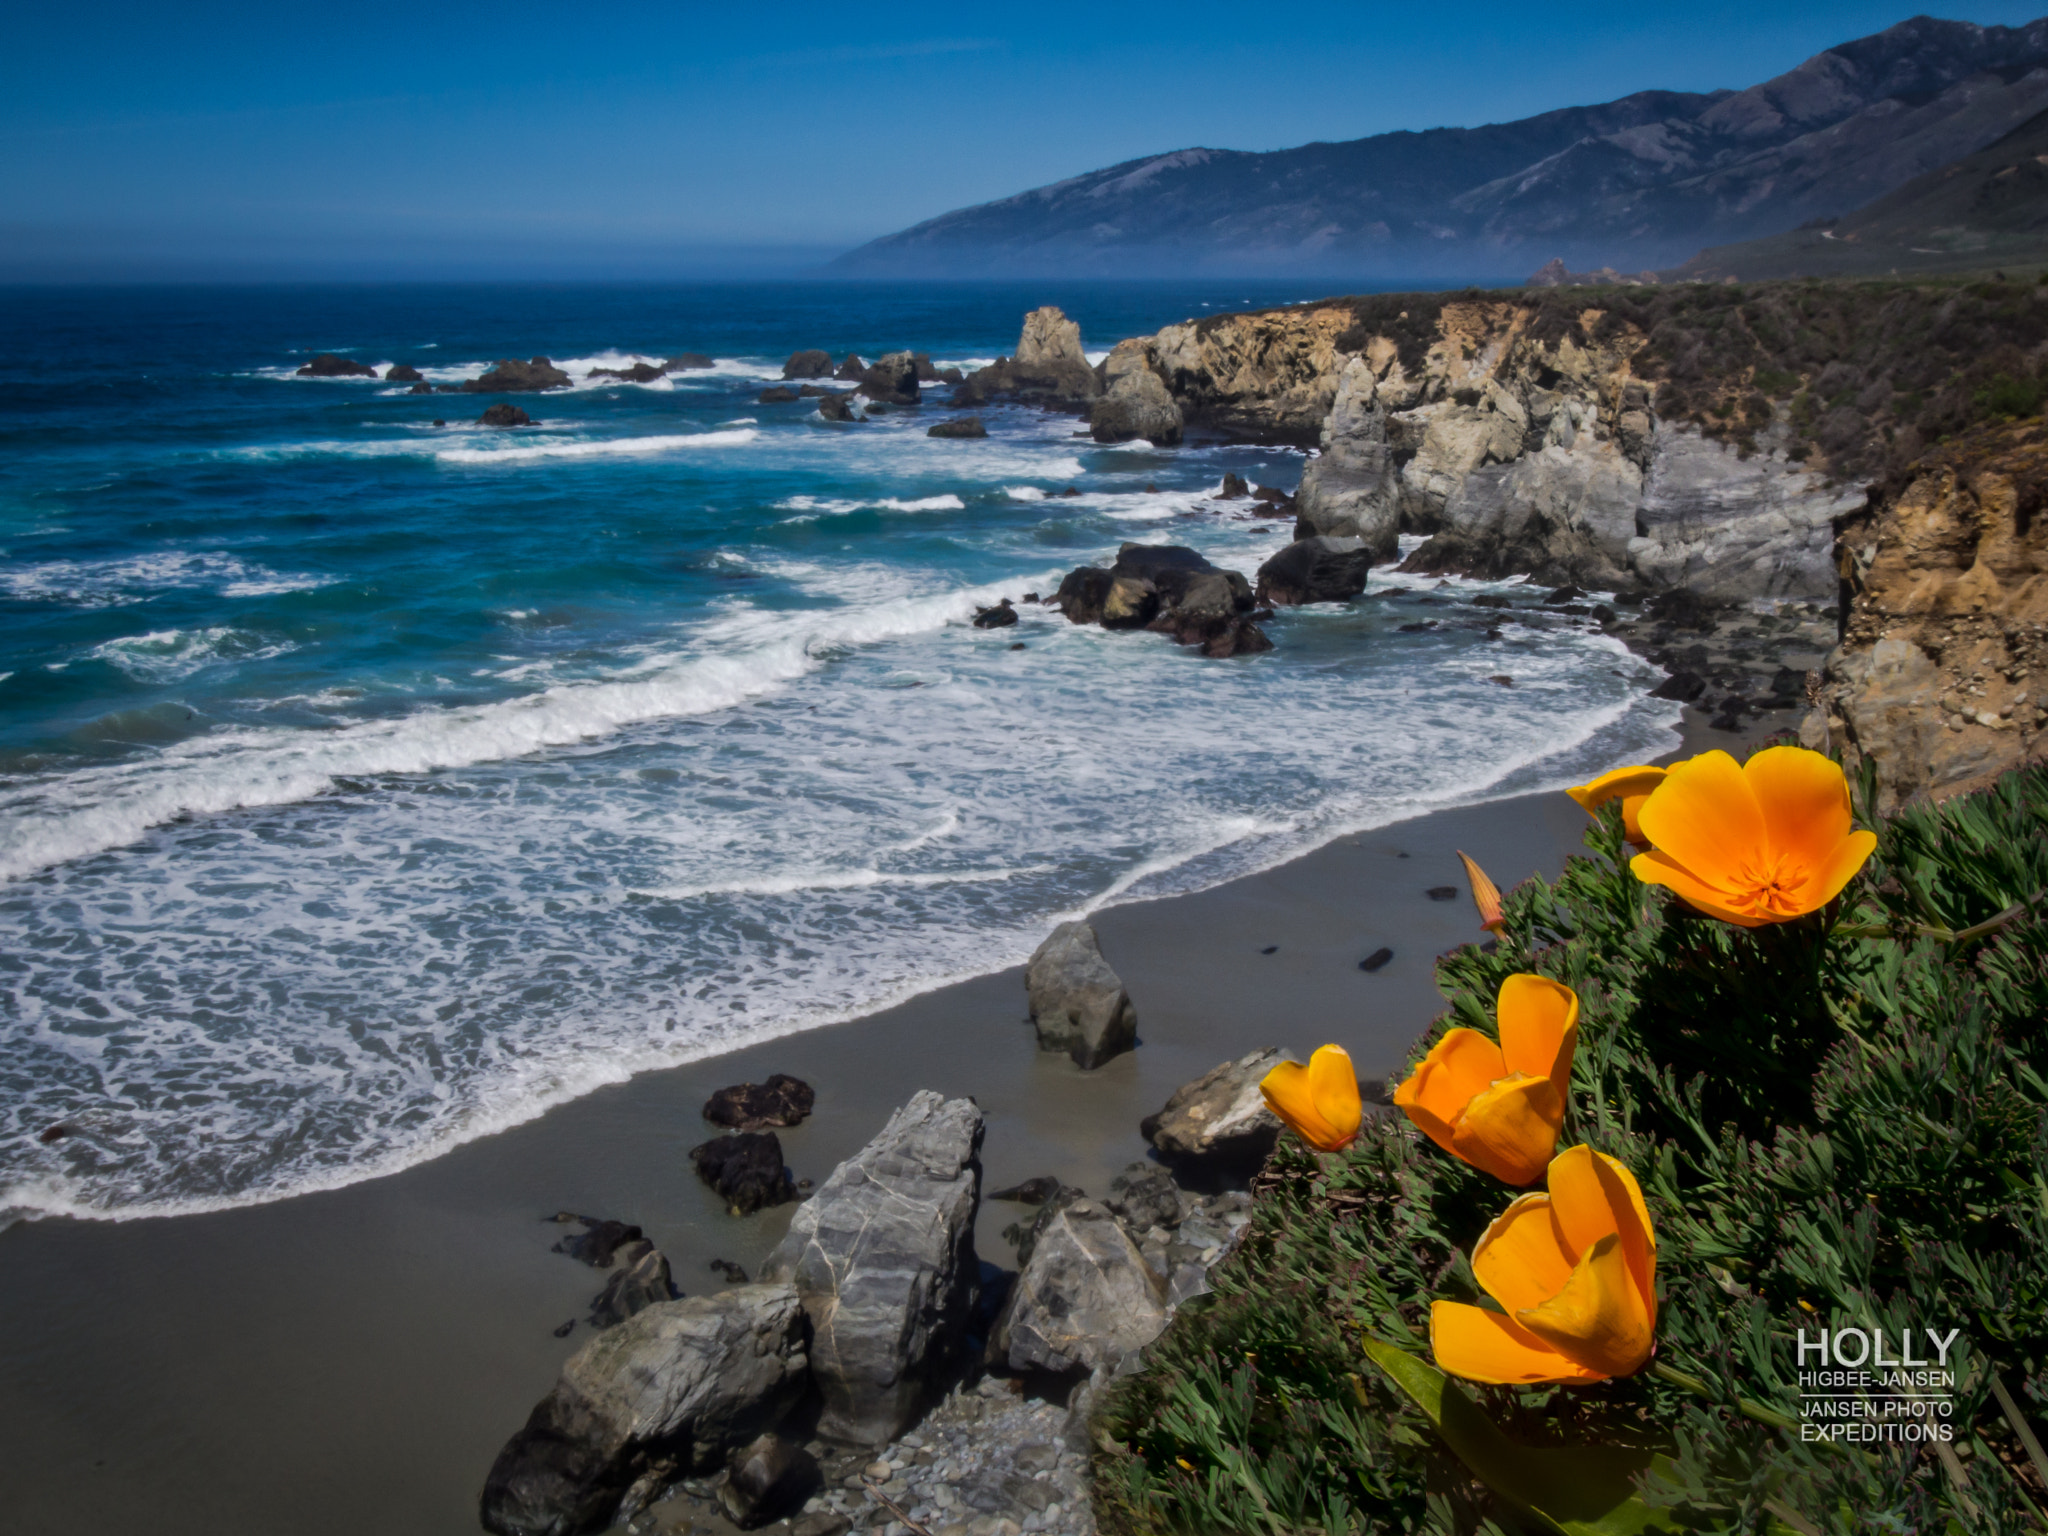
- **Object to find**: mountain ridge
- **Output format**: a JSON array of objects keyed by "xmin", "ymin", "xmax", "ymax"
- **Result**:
[{"xmin": 835, "ymin": 14, "xmax": 2048, "ymax": 280}]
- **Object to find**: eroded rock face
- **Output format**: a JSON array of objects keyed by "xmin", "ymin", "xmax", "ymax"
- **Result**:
[
  {"xmin": 480, "ymin": 1285, "xmax": 808, "ymax": 1536},
  {"xmin": 953, "ymin": 307, "xmax": 1101, "ymax": 409},
  {"xmin": 1811, "ymin": 420, "xmax": 2048, "ymax": 809},
  {"xmin": 757, "ymin": 1092, "xmax": 984, "ymax": 1446},
  {"xmin": 1025, "ymin": 922, "xmax": 1137, "ymax": 1070},
  {"xmin": 1090, "ymin": 368, "xmax": 1183, "ymax": 445},
  {"xmin": 1141, "ymin": 1049, "xmax": 1291, "ymax": 1182},
  {"xmin": 989, "ymin": 1199, "xmax": 1169, "ymax": 1376},
  {"xmin": 588, "ymin": 1242, "xmax": 679, "ymax": 1330}
]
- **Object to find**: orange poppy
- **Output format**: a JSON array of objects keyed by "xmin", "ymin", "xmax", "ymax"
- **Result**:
[
  {"xmin": 1629, "ymin": 747, "xmax": 1877, "ymax": 927},
  {"xmin": 1566, "ymin": 765, "xmax": 1667, "ymax": 846},
  {"xmin": 1431, "ymin": 1144, "xmax": 1658, "ymax": 1384},
  {"xmin": 1392, "ymin": 975, "xmax": 1578, "ymax": 1186},
  {"xmin": 1260, "ymin": 1044, "xmax": 1362, "ymax": 1152},
  {"xmin": 1457, "ymin": 851, "xmax": 1504, "ymax": 933}
]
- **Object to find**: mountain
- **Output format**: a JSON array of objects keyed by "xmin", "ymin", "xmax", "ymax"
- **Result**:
[
  {"xmin": 1671, "ymin": 104, "xmax": 2048, "ymax": 278},
  {"xmin": 834, "ymin": 15, "xmax": 2048, "ymax": 280}
]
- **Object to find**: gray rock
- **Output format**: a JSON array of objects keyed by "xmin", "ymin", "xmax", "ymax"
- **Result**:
[
  {"xmin": 862, "ymin": 351, "xmax": 922, "ymax": 406},
  {"xmin": 1102, "ymin": 1161, "xmax": 1182, "ymax": 1233},
  {"xmin": 784, "ymin": 350, "xmax": 833, "ymax": 380},
  {"xmin": 928, "ymin": 416, "xmax": 988, "ymax": 439},
  {"xmin": 1255, "ymin": 536, "xmax": 1372, "ymax": 605},
  {"xmin": 1024, "ymin": 922, "xmax": 1137, "ymax": 1070},
  {"xmin": 480, "ymin": 403, "xmax": 533, "ymax": 428},
  {"xmin": 816, "ymin": 393, "xmax": 860, "ymax": 423},
  {"xmin": 1089, "ymin": 369, "xmax": 1183, "ymax": 445},
  {"xmin": 385, "ymin": 363, "xmax": 424, "ymax": 383},
  {"xmin": 587, "ymin": 1241, "xmax": 679, "ymax": 1329},
  {"xmin": 296, "ymin": 353, "xmax": 377, "ymax": 378},
  {"xmin": 833, "ymin": 353, "xmax": 867, "ymax": 382},
  {"xmin": 718, "ymin": 1434, "xmax": 820, "ymax": 1529},
  {"xmin": 758, "ymin": 1092, "xmax": 985, "ymax": 1446},
  {"xmin": 479, "ymin": 1284, "xmax": 808, "ymax": 1536},
  {"xmin": 989, "ymin": 1199, "xmax": 1170, "ymax": 1376},
  {"xmin": 463, "ymin": 357, "xmax": 572, "ymax": 392},
  {"xmin": 953, "ymin": 307, "xmax": 1101, "ymax": 409},
  {"xmin": 1140, "ymin": 1049, "xmax": 1291, "ymax": 1181}
]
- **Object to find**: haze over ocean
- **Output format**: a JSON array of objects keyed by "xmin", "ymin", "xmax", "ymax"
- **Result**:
[{"xmin": 0, "ymin": 281, "xmax": 1681, "ymax": 1223}]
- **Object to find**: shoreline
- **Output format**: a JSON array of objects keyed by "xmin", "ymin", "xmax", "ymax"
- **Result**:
[{"xmin": 0, "ymin": 699, "xmax": 1784, "ymax": 1536}]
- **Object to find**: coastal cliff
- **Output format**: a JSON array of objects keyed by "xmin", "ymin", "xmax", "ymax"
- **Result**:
[{"xmin": 1807, "ymin": 419, "xmax": 2048, "ymax": 810}]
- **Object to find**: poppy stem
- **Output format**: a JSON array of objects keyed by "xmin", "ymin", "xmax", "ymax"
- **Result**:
[{"xmin": 1649, "ymin": 1360, "xmax": 1798, "ymax": 1432}]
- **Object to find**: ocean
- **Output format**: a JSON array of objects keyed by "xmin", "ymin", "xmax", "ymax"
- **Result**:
[{"xmin": 0, "ymin": 281, "xmax": 1678, "ymax": 1226}]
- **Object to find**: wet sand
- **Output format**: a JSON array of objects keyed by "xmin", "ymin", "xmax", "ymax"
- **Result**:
[{"xmin": 0, "ymin": 709, "xmax": 1782, "ymax": 1536}]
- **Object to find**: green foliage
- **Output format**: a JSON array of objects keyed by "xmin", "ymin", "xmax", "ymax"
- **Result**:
[
  {"xmin": 1974, "ymin": 373, "xmax": 2048, "ymax": 421},
  {"xmin": 1093, "ymin": 764, "xmax": 2048, "ymax": 1535}
]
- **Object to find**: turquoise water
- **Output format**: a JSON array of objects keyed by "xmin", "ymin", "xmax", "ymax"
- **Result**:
[{"xmin": 0, "ymin": 281, "xmax": 1678, "ymax": 1221}]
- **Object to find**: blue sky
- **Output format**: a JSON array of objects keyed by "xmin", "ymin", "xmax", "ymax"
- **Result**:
[{"xmin": 4, "ymin": 2, "xmax": 2043, "ymax": 279}]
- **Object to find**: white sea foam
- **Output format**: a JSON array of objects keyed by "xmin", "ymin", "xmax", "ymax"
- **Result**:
[
  {"xmin": 778, "ymin": 493, "xmax": 965, "ymax": 520},
  {"xmin": 436, "ymin": 429, "xmax": 760, "ymax": 465},
  {"xmin": 86, "ymin": 628, "xmax": 297, "ymax": 682},
  {"xmin": 0, "ymin": 551, "xmax": 328, "ymax": 605},
  {"xmin": 1004, "ymin": 486, "xmax": 1048, "ymax": 501}
]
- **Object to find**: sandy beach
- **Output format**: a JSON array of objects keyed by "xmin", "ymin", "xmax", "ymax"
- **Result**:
[{"xmin": 0, "ymin": 709, "xmax": 1782, "ymax": 1536}]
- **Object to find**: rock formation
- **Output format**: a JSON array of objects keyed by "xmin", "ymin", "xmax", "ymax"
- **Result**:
[
  {"xmin": 296, "ymin": 354, "xmax": 377, "ymax": 377},
  {"xmin": 479, "ymin": 404, "xmax": 532, "ymax": 427},
  {"xmin": 465, "ymin": 358, "xmax": 572, "ymax": 392},
  {"xmin": 953, "ymin": 308, "xmax": 1101, "ymax": 410},
  {"xmin": 717, "ymin": 1434, "xmax": 820, "ymax": 1529},
  {"xmin": 664, "ymin": 353, "xmax": 715, "ymax": 370},
  {"xmin": 1807, "ymin": 419, "xmax": 2048, "ymax": 811},
  {"xmin": 927, "ymin": 416, "xmax": 986, "ymax": 439},
  {"xmin": 1090, "ymin": 367, "xmax": 1183, "ymax": 445},
  {"xmin": 860, "ymin": 351, "xmax": 922, "ymax": 406},
  {"xmin": 690, "ymin": 1132, "xmax": 798, "ymax": 1215},
  {"xmin": 1055, "ymin": 544, "xmax": 1270, "ymax": 659},
  {"xmin": 385, "ymin": 363, "xmax": 424, "ymax": 382},
  {"xmin": 587, "ymin": 1241, "xmax": 679, "ymax": 1330},
  {"xmin": 757, "ymin": 1092, "xmax": 984, "ymax": 1446},
  {"xmin": 783, "ymin": 350, "xmax": 832, "ymax": 380},
  {"xmin": 1141, "ymin": 1050, "xmax": 1292, "ymax": 1181},
  {"xmin": 988, "ymin": 1199, "xmax": 1170, "ymax": 1376},
  {"xmin": 480, "ymin": 1285, "xmax": 809, "ymax": 1536},
  {"xmin": 1024, "ymin": 922, "xmax": 1137, "ymax": 1069},
  {"xmin": 1254, "ymin": 536, "xmax": 1371, "ymax": 606},
  {"xmin": 703, "ymin": 1074, "xmax": 815, "ymax": 1131}
]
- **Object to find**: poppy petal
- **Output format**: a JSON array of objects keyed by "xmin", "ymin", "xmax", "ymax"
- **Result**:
[
  {"xmin": 1565, "ymin": 765, "xmax": 1667, "ymax": 815},
  {"xmin": 1546, "ymin": 1145, "xmax": 1657, "ymax": 1319},
  {"xmin": 1496, "ymin": 974, "xmax": 1579, "ymax": 1101},
  {"xmin": 1306, "ymin": 1044, "xmax": 1362, "ymax": 1147},
  {"xmin": 1515, "ymin": 1232, "xmax": 1655, "ymax": 1377},
  {"xmin": 1430, "ymin": 1300, "xmax": 1605, "ymax": 1385},
  {"xmin": 1457, "ymin": 851, "xmax": 1505, "ymax": 932},
  {"xmin": 1405, "ymin": 1028, "xmax": 1507, "ymax": 1117},
  {"xmin": 1798, "ymin": 828, "xmax": 1879, "ymax": 911},
  {"xmin": 1260, "ymin": 1059, "xmax": 1342, "ymax": 1149},
  {"xmin": 1629, "ymin": 848, "xmax": 1774, "ymax": 927},
  {"xmin": 1634, "ymin": 751, "xmax": 1764, "ymax": 892},
  {"xmin": 1470, "ymin": 1192, "xmax": 1577, "ymax": 1313},
  {"xmin": 1451, "ymin": 1074, "xmax": 1561, "ymax": 1186},
  {"xmin": 1744, "ymin": 745, "xmax": 1854, "ymax": 871}
]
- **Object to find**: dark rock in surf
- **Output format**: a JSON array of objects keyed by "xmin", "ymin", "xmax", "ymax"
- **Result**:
[
  {"xmin": 833, "ymin": 353, "xmax": 867, "ymax": 382},
  {"xmin": 690, "ymin": 1132, "xmax": 798, "ymax": 1215},
  {"xmin": 479, "ymin": 403, "xmax": 533, "ymax": 427},
  {"xmin": 782, "ymin": 350, "xmax": 832, "ymax": 380},
  {"xmin": 704, "ymin": 1074, "xmax": 816, "ymax": 1132},
  {"xmin": 973, "ymin": 599, "xmax": 1019, "ymax": 629},
  {"xmin": 409, "ymin": 382, "xmax": 434, "ymax": 395},
  {"xmin": 296, "ymin": 353, "xmax": 377, "ymax": 378},
  {"xmin": 385, "ymin": 363, "xmax": 424, "ymax": 383},
  {"xmin": 860, "ymin": 351, "xmax": 921, "ymax": 405},
  {"xmin": 464, "ymin": 357, "xmax": 571, "ymax": 392},
  {"xmin": 587, "ymin": 362, "xmax": 665, "ymax": 383},
  {"xmin": 664, "ymin": 352, "xmax": 714, "ymax": 371},
  {"xmin": 1255, "ymin": 536, "xmax": 1371, "ymax": 606},
  {"xmin": 1217, "ymin": 473, "xmax": 1250, "ymax": 500},
  {"xmin": 928, "ymin": 415, "xmax": 987, "ymax": 439},
  {"xmin": 758, "ymin": 386, "xmax": 800, "ymax": 403},
  {"xmin": 816, "ymin": 393, "xmax": 859, "ymax": 423}
]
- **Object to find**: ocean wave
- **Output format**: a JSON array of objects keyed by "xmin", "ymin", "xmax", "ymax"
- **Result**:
[
  {"xmin": 632, "ymin": 863, "xmax": 1050, "ymax": 901},
  {"xmin": 86, "ymin": 627, "xmax": 298, "ymax": 682},
  {"xmin": 0, "ymin": 567, "xmax": 1048, "ymax": 884},
  {"xmin": 778, "ymin": 492, "xmax": 966, "ymax": 521},
  {"xmin": 435, "ymin": 428, "xmax": 760, "ymax": 465},
  {"xmin": 0, "ymin": 551, "xmax": 329, "ymax": 606}
]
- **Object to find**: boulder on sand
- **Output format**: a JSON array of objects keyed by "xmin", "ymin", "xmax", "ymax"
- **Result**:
[
  {"xmin": 757, "ymin": 1091, "xmax": 984, "ymax": 1446},
  {"xmin": 480, "ymin": 403, "xmax": 533, "ymax": 427},
  {"xmin": 463, "ymin": 357, "xmax": 572, "ymax": 392},
  {"xmin": 1141, "ymin": 1049, "xmax": 1293, "ymax": 1184},
  {"xmin": 1255, "ymin": 536, "xmax": 1373, "ymax": 606},
  {"xmin": 861, "ymin": 351, "xmax": 921, "ymax": 406},
  {"xmin": 927, "ymin": 415, "xmax": 987, "ymax": 439},
  {"xmin": 704, "ymin": 1074, "xmax": 815, "ymax": 1131},
  {"xmin": 479, "ymin": 1284, "xmax": 809, "ymax": 1536},
  {"xmin": 1103, "ymin": 1160, "xmax": 1183, "ymax": 1234},
  {"xmin": 690, "ymin": 1132, "xmax": 798, "ymax": 1215},
  {"xmin": 1025, "ymin": 921, "xmax": 1137, "ymax": 1070},
  {"xmin": 782, "ymin": 350, "xmax": 832, "ymax": 380},
  {"xmin": 1089, "ymin": 368, "xmax": 1183, "ymax": 445},
  {"xmin": 296, "ymin": 353, "xmax": 377, "ymax": 378},
  {"xmin": 384, "ymin": 363, "xmax": 424, "ymax": 383},
  {"xmin": 989, "ymin": 1198, "xmax": 1170, "ymax": 1376}
]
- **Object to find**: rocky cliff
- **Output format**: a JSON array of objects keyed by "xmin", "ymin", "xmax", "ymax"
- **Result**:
[{"xmin": 1806, "ymin": 420, "xmax": 2048, "ymax": 810}]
